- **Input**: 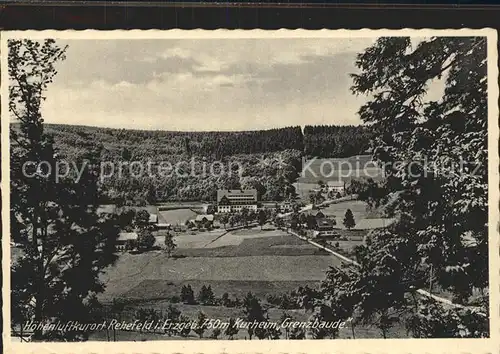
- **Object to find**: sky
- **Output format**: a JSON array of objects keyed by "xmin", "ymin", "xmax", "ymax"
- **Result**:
[{"xmin": 39, "ymin": 37, "xmax": 442, "ymax": 132}]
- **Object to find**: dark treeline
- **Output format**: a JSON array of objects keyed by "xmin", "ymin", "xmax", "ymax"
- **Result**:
[
  {"xmin": 44, "ymin": 123, "xmax": 371, "ymax": 161},
  {"xmin": 303, "ymin": 125, "xmax": 372, "ymax": 158},
  {"xmin": 45, "ymin": 124, "xmax": 304, "ymax": 159}
]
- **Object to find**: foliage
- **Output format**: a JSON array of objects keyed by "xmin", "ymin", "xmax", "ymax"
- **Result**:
[
  {"xmin": 258, "ymin": 209, "xmax": 267, "ymax": 229},
  {"xmin": 198, "ymin": 285, "xmax": 216, "ymax": 305},
  {"xmin": 210, "ymin": 328, "xmax": 221, "ymax": 339},
  {"xmin": 303, "ymin": 125, "xmax": 372, "ymax": 158},
  {"xmin": 242, "ymin": 292, "xmax": 267, "ymax": 339},
  {"xmin": 178, "ymin": 315, "xmax": 192, "ymax": 337},
  {"xmin": 224, "ymin": 318, "xmax": 239, "ymax": 339},
  {"xmin": 343, "ymin": 209, "xmax": 356, "ymax": 230},
  {"xmin": 136, "ymin": 228, "xmax": 155, "ymax": 251},
  {"xmin": 164, "ymin": 232, "xmax": 176, "ymax": 257},
  {"xmin": 194, "ymin": 311, "xmax": 208, "ymax": 338},
  {"xmin": 346, "ymin": 36, "xmax": 489, "ymax": 337},
  {"xmin": 9, "ymin": 39, "xmax": 120, "ymax": 341},
  {"xmin": 180, "ymin": 285, "xmax": 196, "ymax": 304},
  {"xmin": 164, "ymin": 305, "xmax": 181, "ymax": 336}
]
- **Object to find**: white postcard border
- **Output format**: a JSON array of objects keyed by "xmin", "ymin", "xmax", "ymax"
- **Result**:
[{"xmin": 1, "ymin": 28, "xmax": 499, "ymax": 354}]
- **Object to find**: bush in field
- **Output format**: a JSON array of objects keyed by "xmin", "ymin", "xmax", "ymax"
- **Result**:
[
  {"xmin": 243, "ymin": 292, "xmax": 268, "ymax": 339},
  {"xmin": 125, "ymin": 239, "xmax": 137, "ymax": 251},
  {"xmin": 221, "ymin": 292, "xmax": 232, "ymax": 307},
  {"xmin": 180, "ymin": 285, "xmax": 196, "ymax": 304},
  {"xmin": 178, "ymin": 315, "xmax": 192, "ymax": 337},
  {"xmin": 210, "ymin": 328, "xmax": 221, "ymax": 339},
  {"xmin": 164, "ymin": 232, "xmax": 176, "ymax": 257},
  {"xmin": 289, "ymin": 326, "xmax": 306, "ymax": 339},
  {"xmin": 137, "ymin": 229, "xmax": 155, "ymax": 251},
  {"xmin": 164, "ymin": 305, "xmax": 181, "ymax": 336},
  {"xmin": 194, "ymin": 311, "xmax": 208, "ymax": 338},
  {"xmin": 225, "ymin": 318, "xmax": 239, "ymax": 339},
  {"xmin": 198, "ymin": 285, "xmax": 216, "ymax": 305},
  {"xmin": 134, "ymin": 308, "xmax": 160, "ymax": 333},
  {"xmin": 343, "ymin": 209, "xmax": 356, "ymax": 230}
]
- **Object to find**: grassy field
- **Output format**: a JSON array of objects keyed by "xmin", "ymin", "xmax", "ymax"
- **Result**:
[
  {"xmin": 100, "ymin": 253, "xmax": 341, "ymax": 301},
  {"xmin": 96, "ymin": 223, "xmax": 411, "ymax": 339},
  {"xmin": 176, "ymin": 234, "xmax": 329, "ymax": 257},
  {"xmin": 157, "ymin": 208, "xmax": 198, "ymax": 224},
  {"xmin": 320, "ymin": 200, "xmax": 369, "ymax": 222}
]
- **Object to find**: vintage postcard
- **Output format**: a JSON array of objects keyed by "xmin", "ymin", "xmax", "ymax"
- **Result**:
[{"xmin": 1, "ymin": 29, "xmax": 499, "ymax": 353}]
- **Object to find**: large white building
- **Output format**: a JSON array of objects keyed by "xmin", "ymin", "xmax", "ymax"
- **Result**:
[{"xmin": 217, "ymin": 189, "xmax": 258, "ymax": 213}]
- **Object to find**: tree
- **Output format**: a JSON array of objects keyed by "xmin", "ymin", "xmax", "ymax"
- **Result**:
[
  {"xmin": 9, "ymin": 39, "xmax": 120, "ymax": 341},
  {"xmin": 210, "ymin": 328, "xmax": 221, "ymax": 339},
  {"xmin": 134, "ymin": 209, "xmax": 151, "ymax": 229},
  {"xmin": 289, "ymin": 326, "xmax": 306, "ymax": 339},
  {"xmin": 280, "ymin": 312, "xmax": 292, "ymax": 339},
  {"xmin": 164, "ymin": 305, "xmax": 181, "ymax": 337},
  {"xmin": 194, "ymin": 311, "xmax": 208, "ymax": 338},
  {"xmin": 164, "ymin": 232, "xmax": 176, "ymax": 257},
  {"xmin": 240, "ymin": 207, "xmax": 249, "ymax": 227},
  {"xmin": 121, "ymin": 147, "xmax": 132, "ymax": 161},
  {"xmin": 180, "ymin": 285, "xmax": 196, "ymax": 304},
  {"xmin": 125, "ymin": 239, "xmax": 137, "ymax": 251},
  {"xmin": 225, "ymin": 318, "xmax": 239, "ymax": 339},
  {"xmin": 308, "ymin": 304, "xmax": 338, "ymax": 339},
  {"xmin": 178, "ymin": 315, "xmax": 192, "ymax": 337},
  {"xmin": 243, "ymin": 292, "xmax": 267, "ymax": 339},
  {"xmin": 258, "ymin": 209, "xmax": 267, "ymax": 230},
  {"xmin": 299, "ymin": 213, "xmax": 308, "ymax": 227},
  {"xmin": 349, "ymin": 36, "xmax": 488, "ymax": 336},
  {"xmin": 219, "ymin": 213, "xmax": 229, "ymax": 229},
  {"xmin": 136, "ymin": 228, "xmax": 155, "ymax": 251},
  {"xmin": 198, "ymin": 285, "xmax": 216, "ymax": 305},
  {"xmin": 134, "ymin": 210, "xmax": 155, "ymax": 251},
  {"xmin": 221, "ymin": 292, "xmax": 231, "ymax": 307},
  {"xmin": 274, "ymin": 216, "xmax": 284, "ymax": 229},
  {"xmin": 290, "ymin": 213, "xmax": 300, "ymax": 230},
  {"xmin": 343, "ymin": 209, "xmax": 356, "ymax": 230}
]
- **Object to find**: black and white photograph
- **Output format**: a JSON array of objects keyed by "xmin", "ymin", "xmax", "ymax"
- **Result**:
[{"xmin": 2, "ymin": 30, "xmax": 499, "ymax": 351}]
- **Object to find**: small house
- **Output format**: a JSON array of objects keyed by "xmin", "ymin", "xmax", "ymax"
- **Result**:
[
  {"xmin": 195, "ymin": 214, "xmax": 215, "ymax": 228},
  {"xmin": 315, "ymin": 217, "xmax": 336, "ymax": 231},
  {"xmin": 117, "ymin": 232, "xmax": 138, "ymax": 251},
  {"xmin": 326, "ymin": 181, "xmax": 346, "ymax": 194}
]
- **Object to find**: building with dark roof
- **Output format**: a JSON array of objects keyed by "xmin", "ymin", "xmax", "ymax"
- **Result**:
[{"xmin": 216, "ymin": 189, "xmax": 258, "ymax": 213}]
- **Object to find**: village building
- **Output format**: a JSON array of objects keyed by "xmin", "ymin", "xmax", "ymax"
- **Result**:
[
  {"xmin": 116, "ymin": 232, "xmax": 138, "ymax": 251},
  {"xmin": 195, "ymin": 214, "xmax": 215, "ymax": 228},
  {"xmin": 312, "ymin": 218, "xmax": 339, "ymax": 238},
  {"xmin": 216, "ymin": 189, "xmax": 258, "ymax": 213},
  {"xmin": 279, "ymin": 201, "xmax": 294, "ymax": 213},
  {"xmin": 326, "ymin": 180, "xmax": 346, "ymax": 194}
]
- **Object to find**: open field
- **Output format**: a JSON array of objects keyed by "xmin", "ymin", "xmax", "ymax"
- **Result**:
[
  {"xmin": 176, "ymin": 234, "xmax": 329, "ymax": 257},
  {"xmin": 99, "ymin": 253, "xmax": 341, "ymax": 301},
  {"xmin": 168, "ymin": 230, "xmax": 226, "ymax": 249},
  {"xmin": 158, "ymin": 208, "xmax": 198, "ymax": 224},
  {"xmin": 320, "ymin": 200, "xmax": 369, "ymax": 221}
]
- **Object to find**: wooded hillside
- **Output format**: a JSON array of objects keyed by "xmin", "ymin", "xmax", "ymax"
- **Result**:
[{"xmin": 38, "ymin": 123, "xmax": 370, "ymax": 204}]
